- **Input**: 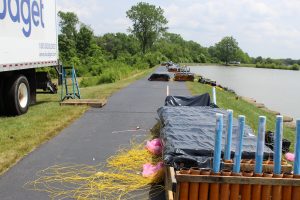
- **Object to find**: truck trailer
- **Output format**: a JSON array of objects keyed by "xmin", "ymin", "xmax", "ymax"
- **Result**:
[{"xmin": 0, "ymin": 0, "xmax": 58, "ymax": 115}]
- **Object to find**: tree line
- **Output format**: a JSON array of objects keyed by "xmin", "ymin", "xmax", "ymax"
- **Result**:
[{"xmin": 57, "ymin": 2, "xmax": 299, "ymax": 86}]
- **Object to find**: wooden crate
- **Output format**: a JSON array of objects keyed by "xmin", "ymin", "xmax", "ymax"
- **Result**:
[
  {"xmin": 223, "ymin": 162, "xmax": 293, "ymax": 173},
  {"xmin": 174, "ymin": 74, "xmax": 194, "ymax": 82},
  {"xmin": 165, "ymin": 166, "xmax": 300, "ymax": 200}
]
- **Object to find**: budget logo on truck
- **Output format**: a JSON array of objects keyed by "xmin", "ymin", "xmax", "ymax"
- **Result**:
[{"xmin": 0, "ymin": 0, "xmax": 45, "ymax": 37}]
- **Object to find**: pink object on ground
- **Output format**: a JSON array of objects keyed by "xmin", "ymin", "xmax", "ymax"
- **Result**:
[
  {"xmin": 285, "ymin": 152, "xmax": 295, "ymax": 162},
  {"xmin": 142, "ymin": 162, "xmax": 164, "ymax": 178},
  {"xmin": 146, "ymin": 138, "xmax": 163, "ymax": 155}
]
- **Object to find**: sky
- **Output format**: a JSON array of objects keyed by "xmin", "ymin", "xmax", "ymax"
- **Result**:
[{"xmin": 57, "ymin": 0, "xmax": 300, "ymax": 59}]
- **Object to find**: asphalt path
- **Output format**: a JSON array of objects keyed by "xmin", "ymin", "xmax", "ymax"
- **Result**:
[{"xmin": 0, "ymin": 67, "xmax": 190, "ymax": 200}]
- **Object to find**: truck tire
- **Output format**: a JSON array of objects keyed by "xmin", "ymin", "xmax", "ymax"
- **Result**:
[{"xmin": 6, "ymin": 75, "xmax": 30, "ymax": 115}]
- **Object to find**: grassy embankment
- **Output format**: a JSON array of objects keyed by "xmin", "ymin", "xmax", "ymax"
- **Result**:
[
  {"xmin": 0, "ymin": 67, "xmax": 155, "ymax": 175},
  {"xmin": 187, "ymin": 81, "xmax": 296, "ymax": 152},
  {"xmin": 236, "ymin": 63, "xmax": 299, "ymax": 71}
]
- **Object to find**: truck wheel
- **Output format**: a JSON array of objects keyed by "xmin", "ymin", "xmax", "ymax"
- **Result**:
[{"xmin": 6, "ymin": 75, "xmax": 30, "ymax": 115}]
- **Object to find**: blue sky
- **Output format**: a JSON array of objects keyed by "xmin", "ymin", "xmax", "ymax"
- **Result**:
[{"xmin": 57, "ymin": 0, "xmax": 300, "ymax": 59}]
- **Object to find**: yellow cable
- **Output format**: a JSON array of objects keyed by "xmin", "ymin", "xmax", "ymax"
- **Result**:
[{"xmin": 24, "ymin": 141, "xmax": 164, "ymax": 200}]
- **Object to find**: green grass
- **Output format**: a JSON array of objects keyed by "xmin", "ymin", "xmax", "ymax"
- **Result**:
[
  {"xmin": 186, "ymin": 81, "xmax": 295, "ymax": 151},
  {"xmin": 0, "ymin": 67, "xmax": 154, "ymax": 175},
  {"xmin": 80, "ymin": 65, "xmax": 145, "ymax": 87}
]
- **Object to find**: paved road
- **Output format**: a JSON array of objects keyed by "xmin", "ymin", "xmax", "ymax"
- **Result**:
[{"xmin": 0, "ymin": 68, "xmax": 190, "ymax": 200}]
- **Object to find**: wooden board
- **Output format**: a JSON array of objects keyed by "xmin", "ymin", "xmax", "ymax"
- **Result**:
[
  {"xmin": 175, "ymin": 173, "xmax": 300, "ymax": 186},
  {"xmin": 223, "ymin": 162, "xmax": 293, "ymax": 173},
  {"xmin": 165, "ymin": 166, "xmax": 179, "ymax": 200},
  {"xmin": 60, "ymin": 99, "xmax": 107, "ymax": 108},
  {"xmin": 164, "ymin": 166, "xmax": 174, "ymax": 200}
]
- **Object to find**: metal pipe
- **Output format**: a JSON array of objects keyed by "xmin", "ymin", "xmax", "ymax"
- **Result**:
[
  {"xmin": 274, "ymin": 116, "xmax": 283, "ymax": 175},
  {"xmin": 255, "ymin": 116, "xmax": 266, "ymax": 174},
  {"xmin": 213, "ymin": 113, "xmax": 223, "ymax": 173},
  {"xmin": 233, "ymin": 115, "xmax": 245, "ymax": 173},
  {"xmin": 224, "ymin": 109, "xmax": 233, "ymax": 161}
]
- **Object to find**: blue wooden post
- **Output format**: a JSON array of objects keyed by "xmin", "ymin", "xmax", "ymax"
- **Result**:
[
  {"xmin": 233, "ymin": 115, "xmax": 245, "ymax": 173},
  {"xmin": 274, "ymin": 116, "xmax": 283, "ymax": 175},
  {"xmin": 224, "ymin": 109, "xmax": 233, "ymax": 161},
  {"xmin": 212, "ymin": 87, "xmax": 217, "ymax": 105},
  {"xmin": 254, "ymin": 116, "xmax": 266, "ymax": 174},
  {"xmin": 213, "ymin": 113, "xmax": 223, "ymax": 173},
  {"xmin": 294, "ymin": 120, "xmax": 300, "ymax": 175}
]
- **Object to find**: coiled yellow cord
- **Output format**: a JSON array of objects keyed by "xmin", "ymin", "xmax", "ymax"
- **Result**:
[{"xmin": 24, "ymin": 141, "xmax": 164, "ymax": 200}]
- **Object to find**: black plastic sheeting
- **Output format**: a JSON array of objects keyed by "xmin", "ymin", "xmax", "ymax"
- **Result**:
[
  {"xmin": 265, "ymin": 131, "xmax": 291, "ymax": 154},
  {"xmin": 165, "ymin": 93, "xmax": 211, "ymax": 107},
  {"xmin": 148, "ymin": 73, "xmax": 171, "ymax": 81},
  {"xmin": 158, "ymin": 106, "xmax": 273, "ymax": 170}
]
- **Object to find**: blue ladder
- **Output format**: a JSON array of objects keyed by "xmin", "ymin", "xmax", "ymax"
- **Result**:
[{"xmin": 60, "ymin": 65, "xmax": 81, "ymax": 101}]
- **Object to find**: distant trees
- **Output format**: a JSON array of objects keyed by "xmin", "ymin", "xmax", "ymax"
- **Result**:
[
  {"xmin": 57, "ymin": 4, "xmax": 300, "ymax": 85},
  {"xmin": 207, "ymin": 36, "xmax": 251, "ymax": 65},
  {"xmin": 154, "ymin": 32, "xmax": 209, "ymax": 63},
  {"xmin": 96, "ymin": 33, "xmax": 139, "ymax": 59},
  {"xmin": 126, "ymin": 2, "xmax": 168, "ymax": 53},
  {"xmin": 214, "ymin": 36, "xmax": 240, "ymax": 65}
]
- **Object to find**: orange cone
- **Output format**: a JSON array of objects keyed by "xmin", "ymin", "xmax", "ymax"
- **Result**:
[
  {"xmin": 230, "ymin": 172, "xmax": 242, "ymax": 200},
  {"xmin": 261, "ymin": 172, "xmax": 273, "ymax": 200},
  {"xmin": 272, "ymin": 174, "xmax": 283, "ymax": 200},
  {"xmin": 179, "ymin": 168, "xmax": 190, "ymax": 200},
  {"xmin": 189, "ymin": 168, "xmax": 201, "ymax": 200},
  {"xmin": 282, "ymin": 173, "xmax": 293, "ymax": 200},
  {"xmin": 209, "ymin": 172, "xmax": 221, "ymax": 200},
  {"xmin": 251, "ymin": 173, "xmax": 263, "ymax": 200},
  {"xmin": 292, "ymin": 174, "xmax": 300, "ymax": 200},
  {"xmin": 241, "ymin": 171, "xmax": 253, "ymax": 200},
  {"xmin": 220, "ymin": 170, "xmax": 232, "ymax": 200},
  {"xmin": 199, "ymin": 169, "xmax": 211, "ymax": 200}
]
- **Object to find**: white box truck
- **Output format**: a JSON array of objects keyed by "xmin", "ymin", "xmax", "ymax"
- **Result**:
[{"xmin": 0, "ymin": 0, "xmax": 58, "ymax": 115}]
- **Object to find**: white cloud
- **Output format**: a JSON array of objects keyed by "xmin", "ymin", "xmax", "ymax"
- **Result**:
[
  {"xmin": 57, "ymin": 0, "xmax": 300, "ymax": 59},
  {"xmin": 57, "ymin": 0, "xmax": 104, "ymax": 19}
]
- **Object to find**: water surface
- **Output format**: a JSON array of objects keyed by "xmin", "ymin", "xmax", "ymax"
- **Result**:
[{"xmin": 190, "ymin": 65, "xmax": 300, "ymax": 120}]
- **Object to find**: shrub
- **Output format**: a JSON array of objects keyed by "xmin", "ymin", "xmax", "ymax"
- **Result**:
[{"xmin": 291, "ymin": 64, "xmax": 300, "ymax": 71}]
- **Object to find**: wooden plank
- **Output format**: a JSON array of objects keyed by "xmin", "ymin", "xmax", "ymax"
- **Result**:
[
  {"xmin": 60, "ymin": 99, "xmax": 107, "ymax": 108},
  {"xmin": 169, "ymin": 167, "xmax": 177, "ymax": 192},
  {"xmin": 164, "ymin": 166, "xmax": 174, "ymax": 200},
  {"xmin": 223, "ymin": 163, "xmax": 293, "ymax": 173},
  {"xmin": 175, "ymin": 174, "xmax": 300, "ymax": 186},
  {"xmin": 174, "ymin": 183, "xmax": 180, "ymax": 200}
]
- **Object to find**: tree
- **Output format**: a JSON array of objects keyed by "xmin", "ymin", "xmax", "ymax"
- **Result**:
[
  {"xmin": 58, "ymin": 11, "xmax": 79, "ymax": 40},
  {"xmin": 126, "ymin": 2, "xmax": 168, "ymax": 53},
  {"xmin": 96, "ymin": 33, "xmax": 139, "ymax": 59},
  {"xmin": 58, "ymin": 11, "xmax": 79, "ymax": 64},
  {"xmin": 255, "ymin": 56, "xmax": 263, "ymax": 64},
  {"xmin": 215, "ymin": 36, "xmax": 240, "ymax": 65},
  {"xmin": 76, "ymin": 24, "xmax": 95, "ymax": 57}
]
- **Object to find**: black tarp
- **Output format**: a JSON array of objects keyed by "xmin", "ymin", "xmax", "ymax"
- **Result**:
[
  {"xmin": 165, "ymin": 93, "xmax": 211, "ymax": 107},
  {"xmin": 148, "ymin": 73, "xmax": 171, "ymax": 81},
  {"xmin": 265, "ymin": 131, "xmax": 291, "ymax": 154},
  {"xmin": 157, "ymin": 106, "xmax": 273, "ymax": 169}
]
